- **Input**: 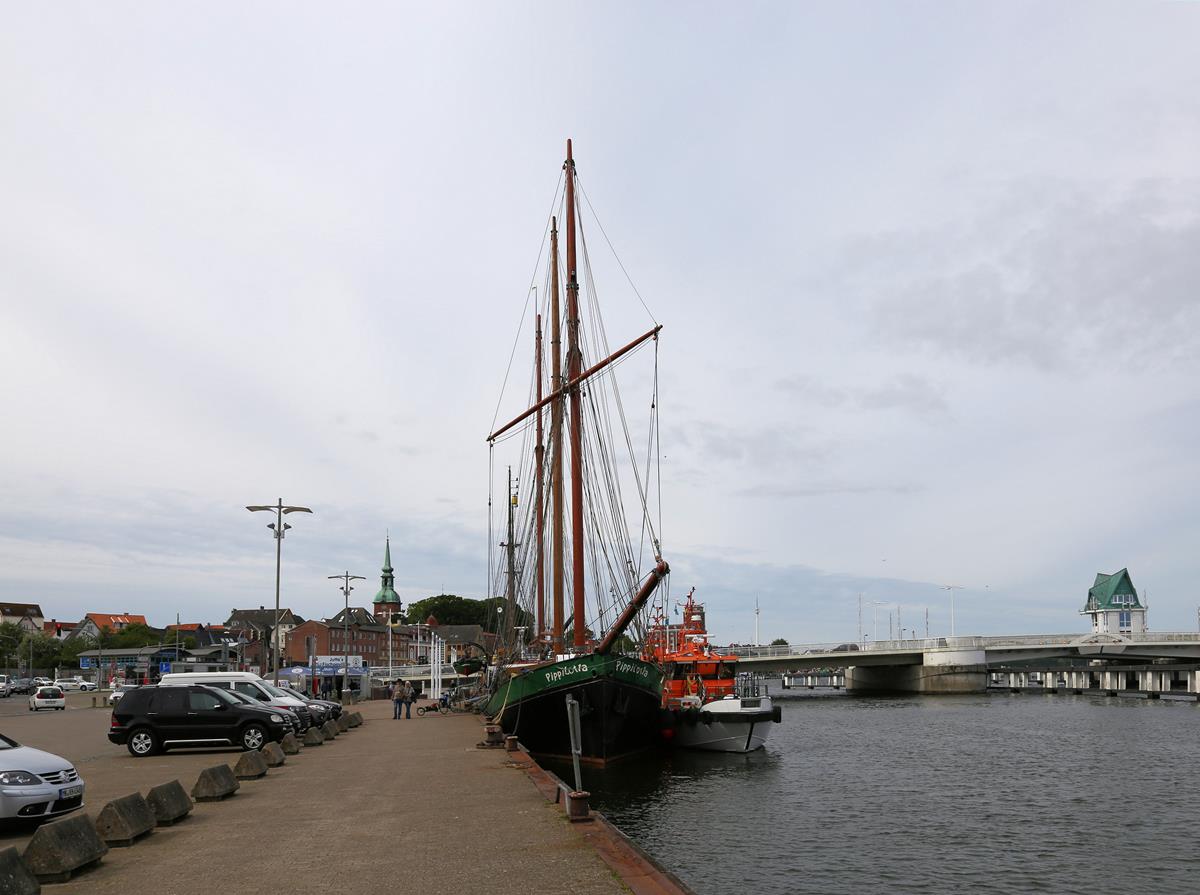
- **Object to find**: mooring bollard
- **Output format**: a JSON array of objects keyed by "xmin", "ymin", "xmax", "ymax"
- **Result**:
[
  {"xmin": 565, "ymin": 790, "xmax": 592, "ymax": 823},
  {"xmin": 505, "ymin": 736, "xmax": 519, "ymax": 752},
  {"xmin": 485, "ymin": 725, "xmax": 504, "ymax": 746}
]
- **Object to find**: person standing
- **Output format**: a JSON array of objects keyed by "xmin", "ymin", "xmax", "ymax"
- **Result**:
[
  {"xmin": 391, "ymin": 680, "xmax": 404, "ymax": 719},
  {"xmin": 401, "ymin": 679, "xmax": 414, "ymax": 719}
]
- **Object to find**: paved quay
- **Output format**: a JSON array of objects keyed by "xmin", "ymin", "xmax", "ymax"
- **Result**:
[{"xmin": 2, "ymin": 697, "xmax": 653, "ymax": 895}]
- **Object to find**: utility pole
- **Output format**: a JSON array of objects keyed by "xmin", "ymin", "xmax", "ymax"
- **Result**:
[
  {"xmin": 858, "ymin": 593, "xmax": 863, "ymax": 648},
  {"xmin": 328, "ymin": 572, "xmax": 366, "ymax": 700},
  {"xmin": 755, "ymin": 598, "xmax": 760, "ymax": 647},
  {"xmin": 941, "ymin": 585, "xmax": 965, "ymax": 637}
]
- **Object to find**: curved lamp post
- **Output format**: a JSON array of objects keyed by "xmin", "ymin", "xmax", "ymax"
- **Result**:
[{"xmin": 246, "ymin": 499, "xmax": 313, "ymax": 683}]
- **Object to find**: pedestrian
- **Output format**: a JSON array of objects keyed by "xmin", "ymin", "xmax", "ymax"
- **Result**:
[
  {"xmin": 390, "ymin": 680, "xmax": 404, "ymax": 720},
  {"xmin": 401, "ymin": 679, "xmax": 414, "ymax": 719}
]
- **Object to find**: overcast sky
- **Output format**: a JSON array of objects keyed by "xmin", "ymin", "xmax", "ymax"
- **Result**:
[{"xmin": 2, "ymin": 2, "xmax": 1198, "ymax": 644}]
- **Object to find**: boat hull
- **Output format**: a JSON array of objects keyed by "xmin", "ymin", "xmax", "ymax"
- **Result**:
[
  {"xmin": 486, "ymin": 654, "xmax": 664, "ymax": 765},
  {"xmin": 670, "ymin": 697, "xmax": 779, "ymax": 753}
]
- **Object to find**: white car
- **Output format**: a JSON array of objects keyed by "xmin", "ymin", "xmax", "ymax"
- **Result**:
[
  {"xmin": 107, "ymin": 684, "xmax": 139, "ymax": 706},
  {"xmin": 52, "ymin": 679, "xmax": 81, "ymax": 691},
  {"xmin": 77, "ymin": 680, "xmax": 97, "ymax": 692},
  {"xmin": 29, "ymin": 687, "xmax": 66, "ymax": 711},
  {"xmin": 32, "ymin": 677, "xmax": 51, "ymax": 687},
  {"xmin": 0, "ymin": 733, "xmax": 84, "ymax": 820}
]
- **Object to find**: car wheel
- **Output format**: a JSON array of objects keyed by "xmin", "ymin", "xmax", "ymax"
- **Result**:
[
  {"xmin": 240, "ymin": 723, "xmax": 267, "ymax": 751},
  {"xmin": 416, "ymin": 706, "xmax": 426, "ymax": 716},
  {"xmin": 127, "ymin": 728, "xmax": 159, "ymax": 757}
]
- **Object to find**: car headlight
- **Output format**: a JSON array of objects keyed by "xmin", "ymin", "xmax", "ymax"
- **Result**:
[
  {"xmin": 0, "ymin": 771, "xmax": 41, "ymax": 786},
  {"xmin": 269, "ymin": 714, "xmax": 284, "ymax": 723}
]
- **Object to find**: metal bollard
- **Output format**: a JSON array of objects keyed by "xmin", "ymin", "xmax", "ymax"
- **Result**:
[
  {"xmin": 566, "ymin": 790, "xmax": 592, "ymax": 823},
  {"xmin": 504, "ymin": 736, "xmax": 519, "ymax": 752}
]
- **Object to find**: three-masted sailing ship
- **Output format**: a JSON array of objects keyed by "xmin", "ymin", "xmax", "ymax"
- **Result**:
[{"xmin": 484, "ymin": 140, "xmax": 670, "ymax": 765}]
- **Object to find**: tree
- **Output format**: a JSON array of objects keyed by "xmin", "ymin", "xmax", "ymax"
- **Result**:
[
  {"xmin": 770, "ymin": 637, "xmax": 789, "ymax": 646},
  {"xmin": 109, "ymin": 623, "xmax": 160, "ymax": 649},
  {"xmin": 404, "ymin": 594, "xmax": 484, "ymax": 626}
]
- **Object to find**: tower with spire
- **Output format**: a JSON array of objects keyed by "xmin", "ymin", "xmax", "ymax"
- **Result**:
[{"xmin": 372, "ymin": 537, "xmax": 402, "ymax": 624}]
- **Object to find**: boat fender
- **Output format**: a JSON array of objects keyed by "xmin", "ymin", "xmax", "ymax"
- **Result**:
[{"xmin": 772, "ymin": 705, "xmax": 782, "ymax": 724}]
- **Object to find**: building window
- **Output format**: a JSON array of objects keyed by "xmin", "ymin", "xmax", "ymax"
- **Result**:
[{"xmin": 1119, "ymin": 611, "xmax": 1131, "ymax": 631}]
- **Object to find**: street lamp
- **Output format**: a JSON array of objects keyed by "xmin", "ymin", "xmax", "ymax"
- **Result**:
[
  {"xmin": 329, "ymin": 572, "xmax": 365, "ymax": 701},
  {"xmin": 941, "ymin": 585, "xmax": 965, "ymax": 637},
  {"xmin": 871, "ymin": 601, "xmax": 888, "ymax": 642},
  {"xmin": 246, "ymin": 498, "xmax": 313, "ymax": 684}
]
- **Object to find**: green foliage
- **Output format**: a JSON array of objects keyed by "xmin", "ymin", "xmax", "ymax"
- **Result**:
[
  {"xmin": 20, "ymin": 633, "xmax": 62, "ymax": 670},
  {"xmin": 404, "ymin": 594, "xmax": 485, "ymax": 626},
  {"xmin": 108, "ymin": 622, "xmax": 160, "ymax": 648},
  {"xmin": 608, "ymin": 634, "xmax": 637, "ymax": 654},
  {"xmin": 770, "ymin": 637, "xmax": 789, "ymax": 646}
]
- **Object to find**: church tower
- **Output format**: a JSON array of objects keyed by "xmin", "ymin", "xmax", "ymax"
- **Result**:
[{"xmin": 373, "ymin": 537, "xmax": 402, "ymax": 623}]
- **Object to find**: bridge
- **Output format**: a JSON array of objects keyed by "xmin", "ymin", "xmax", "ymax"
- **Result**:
[
  {"xmin": 370, "ymin": 632, "xmax": 1200, "ymax": 696},
  {"xmin": 717, "ymin": 632, "xmax": 1200, "ymax": 693}
]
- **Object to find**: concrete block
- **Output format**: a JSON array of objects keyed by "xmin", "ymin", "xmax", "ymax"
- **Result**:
[
  {"xmin": 232, "ymin": 751, "xmax": 268, "ymax": 780},
  {"xmin": 280, "ymin": 732, "xmax": 301, "ymax": 754},
  {"xmin": 0, "ymin": 846, "xmax": 39, "ymax": 894},
  {"xmin": 260, "ymin": 741, "xmax": 286, "ymax": 767},
  {"xmin": 94, "ymin": 793, "xmax": 156, "ymax": 847},
  {"xmin": 347, "ymin": 712, "xmax": 362, "ymax": 728},
  {"xmin": 321, "ymin": 720, "xmax": 339, "ymax": 739},
  {"xmin": 336, "ymin": 713, "xmax": 350, "ymax": 732},
  {"xmin": 145, "ymin": 780, "xmax": 192, "ymax": 826},
  {"xmin": 191, "ymin": 765, "xmax": 240, "ymax": 802},
  {"xmin": 21, "ymin": 814, "xmax": 108, "ymax": 883},
  {"xmin": 302, "ymin": 727, "xmax": 325, "ymax": 746}
]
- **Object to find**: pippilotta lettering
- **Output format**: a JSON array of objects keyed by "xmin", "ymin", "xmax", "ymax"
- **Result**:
[
  {"xmin": 616, "ymin": 660, "xmax": 650, "ymax": 678},
  {"xmin": 544, "ymin": 662, "xmax": 589, "ymax": 683}
]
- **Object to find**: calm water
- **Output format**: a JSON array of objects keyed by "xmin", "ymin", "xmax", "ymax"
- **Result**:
[{"xmin": 566, "ymin": 690, "xmax": 1200, "ymax": 895}]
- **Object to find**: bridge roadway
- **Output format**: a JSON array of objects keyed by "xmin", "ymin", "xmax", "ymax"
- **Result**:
[
  {"xmin": 720, "ymin": 632, "xmax": 1200, "ymax": 693},
  {"xmin": 376, "ymin": 632, "xmax": 1200, "ymax": 696}
]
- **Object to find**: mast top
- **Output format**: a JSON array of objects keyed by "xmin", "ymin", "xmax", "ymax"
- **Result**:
[{"xmin": 564, "ymin": 139, "xmax": 574, "ymax": 168}]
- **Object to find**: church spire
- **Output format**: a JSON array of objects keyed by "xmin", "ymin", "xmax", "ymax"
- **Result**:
[{"xmin": 373, "ymin": 536, "xmax": 401, "ymax": 620}]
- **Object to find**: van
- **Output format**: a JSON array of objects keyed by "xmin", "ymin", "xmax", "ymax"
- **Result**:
[
  {"xmin": 158, "ymin": 672, "xmax": 313, "ymax": 730},
  {"xmin": 0, "ymin": 675, "xmax": 10, "ymax": 698}
]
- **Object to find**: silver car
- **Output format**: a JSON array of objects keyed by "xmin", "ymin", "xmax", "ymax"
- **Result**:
[{"xmin": 0, "ymin": 734, "xmax": 85, "ymax": 820}]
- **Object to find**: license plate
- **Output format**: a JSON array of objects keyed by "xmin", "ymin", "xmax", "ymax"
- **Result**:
[{"xmin": 59, "ymin": 785, "xmax": 82, "ymax": 799}]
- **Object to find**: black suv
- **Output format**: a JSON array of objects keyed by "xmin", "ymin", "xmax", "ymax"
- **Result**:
[{"xmin": 109, "ymin": 685, "xmax": 291, "ymax": 756}]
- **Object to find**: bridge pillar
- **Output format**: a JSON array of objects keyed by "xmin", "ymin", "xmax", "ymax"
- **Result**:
[{"xmin": 845, "ymin": 650, "xmax": 987, "ymax": 694}]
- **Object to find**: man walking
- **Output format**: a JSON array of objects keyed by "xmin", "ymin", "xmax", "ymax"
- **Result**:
[
  {"xmin": 391, "ymin": 680, "xmax": 404, "ymax": 720},
  {"xmin": 401, "ymin": 679, "xmax": 414, "ymax": 719}
]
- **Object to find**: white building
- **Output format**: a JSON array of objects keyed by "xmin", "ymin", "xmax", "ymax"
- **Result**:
[{"xmin": 1081, "ymin": 568, "xmax": 1146, "ymax": 635}]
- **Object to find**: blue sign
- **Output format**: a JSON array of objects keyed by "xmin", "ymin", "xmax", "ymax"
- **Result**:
[
  {"xmin": 79, "ymin": 657, "xmax": 91, "ymax": 669},
  {"xmin": 159, "ymin": 661, "xmax": 171, "ymax": 673}
]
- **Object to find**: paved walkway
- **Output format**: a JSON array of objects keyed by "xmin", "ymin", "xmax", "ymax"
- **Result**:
[{"xmin": 49, "ymin": 701, "xmax": 630, "ymax": 895}]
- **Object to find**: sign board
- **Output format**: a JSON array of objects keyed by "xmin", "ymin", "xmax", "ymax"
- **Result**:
[
  {"xmin": 159, "ymin": 661, "xmax": 172, "ymax": 673},
  {"xmin": 315, "ymin": 655, "xmax": 363, "ymax": 668},
  {"xmin": 79, "ymin": 657, "xmax": 91, "ymax": 669}
]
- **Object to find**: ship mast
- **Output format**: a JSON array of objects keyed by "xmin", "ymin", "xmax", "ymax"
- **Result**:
[
  {"xmin": 504, "ymin": 465, "xmax": 518, "ymax": 647},
  {"xmin": 565, "ymin": 139, "xmax": 586, "ymax": 650},
  {"xmin": 550, "ymin": 219, "xmax": 564, "ymax": 652},
  {"xmin": 534, "ymin": 314, "xmax": 545, "ymax": 647}
]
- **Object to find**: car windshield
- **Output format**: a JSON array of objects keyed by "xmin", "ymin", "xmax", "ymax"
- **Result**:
[
  {"xmin": 260, "ymin": 682, "xmax": 296, "ymax": 699},
  {"xmin": 225, "ymin": 690, "xmax": 256, "ymax": 705}
]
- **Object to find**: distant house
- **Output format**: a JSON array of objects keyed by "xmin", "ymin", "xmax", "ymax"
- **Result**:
[
  {"xmin": 43, "ymin": 619, "xmax": 78, "ymax": 640},
  {"xmin": 326, "ymin": 606, "xmax": 376, "ymax": 628},
  {"xmin": 1082, "ymin": 568, "xmax": 1147, "ymax": 635},
  {"xmin": 0, "ymin": 603, "xmax": 45, "ymax": 634},
  {"xmin": 67, "ymin": 613, "xmax": 150, "ymax": 641}
]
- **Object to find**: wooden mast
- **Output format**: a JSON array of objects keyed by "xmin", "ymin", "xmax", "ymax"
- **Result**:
[
  {"xmin": 550, "ymin": 219, "xmax": 564, "ymax": 651},
  {"xmin": 565, "ymin": 138, "xmax": 587, "ymax": 650},
  {"xmin": 534, "ymin": 314, "xmax": 545, "ymax": 647}
]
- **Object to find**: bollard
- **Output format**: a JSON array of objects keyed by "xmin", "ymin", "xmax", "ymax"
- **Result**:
[
  {"xmin": 321, "ymin": 720, "xmax": 339, "ymax": 739},
  {"xmin": 22, "ymin": 814, "xmax": 108, "ymax": 883},
  {"xmin": 485, "ymin": 724, "xmax": 504, "ymax": 746},
  {"xmin": 233, "ymin": 751, "xmax": 268, "ymax": 780},
  {"xmin": 302, "ymin": 727, "xmax": 325, "ymax": 747},
  {"xmin": 144, "ymin": 780, "xmax": 192, "ymax": 827},
  {"xmin": 505, "ymin": 736, "xmax": 519, "ymax": 753},
  {"xmin": 565, "ymin": 790, "xmax": 593, "ymax": 823},
  {"xmin": 260, "ymin": 741, "xmax": 286, "ymax": 767},
  {"xmin": 280, "ymin": 732, "xmax": 302, "ymax": 754},
  {"xmin": 191, "ymin": 765, "xmax": 239, "ymax": 802},
  {"xmin": 0, "ymin": 846, "xmax": 39, "ymax": 894},
  {"xmin": 94, "ymin": 793, "xmax": 156, "ymax": 847}
]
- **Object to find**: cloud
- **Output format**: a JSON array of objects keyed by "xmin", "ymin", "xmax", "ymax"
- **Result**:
[
  {"xmin": 775, "ymin": 373, "xmax": 948, "ymax": 417},
  {"xmin": 738, "ymin": 482, "xmax": 921, "ymax": 499},
  {"xmin": 837, "ymin": 179, "xmax": 1200, "ymax": 370}
]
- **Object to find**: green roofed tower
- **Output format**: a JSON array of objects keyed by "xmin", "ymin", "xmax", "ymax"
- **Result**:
[
  {"xmin": 372, "ymin": 538, "xmax": 403, "ymax": 624},
  {"xmin": 1081, "ymin": 568, "xmax": 1146, "ymax": 635}
]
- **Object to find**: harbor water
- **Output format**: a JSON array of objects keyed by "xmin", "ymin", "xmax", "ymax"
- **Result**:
[{"xmin": 569, "ymin": 689, "xmax": 1200, "ymax": 895}]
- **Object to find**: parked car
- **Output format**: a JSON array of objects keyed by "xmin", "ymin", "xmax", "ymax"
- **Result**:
[
  {"xmin": 224, "ymin": 689, "xmax": 302, "ymax": 735},
  {"xmin": 77, "ymin": 680, "xmax": 97, "ymax": 692},
  {"xmin": 109, "ymin": 684, "xmax": 291, "ymax": 756},
  {"xmin": 10, "ymin": 678, "xmax": 33, "ymax": 695},
  {"xmin": 276, "ymin": 682, "xmax": 343, "ymax": 719},
  {"xmin": 107, "ymin": 684, "xmax": 139, "ymax": 706},
  {"xmin": 0, "ymin": 675, "xmax": 11, "ymax": 697},
  {"xmin": 52, "ymin": 679, "xmax": 81, "ymax": 691},
  {"xmin": 158, "ymin": 672, "xmax": 313, "ymax": 731},
  {"xmin": 0, "ymin": 734, "xmax": 84, "ymax": 820},
  {"xmin": 32, "ymin": 677, "xmax": 51, "ymax": 687},
  {"xmin": 28, "ymin": 687, "xmax": 66, "ymax": 711}
]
